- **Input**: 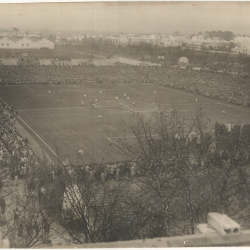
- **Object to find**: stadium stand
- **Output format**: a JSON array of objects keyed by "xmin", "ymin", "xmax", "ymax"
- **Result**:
[{"xmin": 0, "ymin": 65, "xmax": 249, "ymax": 106}]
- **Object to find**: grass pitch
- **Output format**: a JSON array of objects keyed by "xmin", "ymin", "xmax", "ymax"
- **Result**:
[{"xmin": 1, "ymin": 82, "xmax": 250, "ymax": 163}]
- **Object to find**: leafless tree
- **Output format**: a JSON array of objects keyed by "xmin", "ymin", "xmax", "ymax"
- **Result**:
[{"xmin": 112, "ymin": 107, "xmax": 250, "ymax": 235}]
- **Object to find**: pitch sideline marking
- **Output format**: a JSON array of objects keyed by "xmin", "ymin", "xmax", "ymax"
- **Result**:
[
  {"xmin": 16, "ymin": 106, "xmax": 93, "ymax": 112},
  {"xmin": 160, "ymin": 102, "xmax": 218, "ymax": 106},
  {"xmin": 0, "ymin": 97, "xmax": 63, "ymax": 163},
  {"xmin": 119, "ymin": 83, "xmax": 136, "ymax": 90},
  {"xmin": 109, "ymin": 135, "xmax": 136, "ymax": 139}
]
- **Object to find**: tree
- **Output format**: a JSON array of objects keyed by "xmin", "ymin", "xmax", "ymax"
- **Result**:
[
  {"xmin": 49, "ymin": 34, "xmax": 56, "ymax": 42},
  {"xmin": 223, "ymin": 31, "xmax": 235, "ymax": 41},
  {"xmin": 111, "ymin": 107, "xmax": 250, "ymax": 234},
  {"xmin": 12, "ymin": 27, "xmax": 19, "ymax": 37},
  {"xmin": 228, "ymin": 42, "xmax": 235, "ymax": 51},
  {"xmin": 58, "ymin": 170, "xmax": 131, "ymax": 243},
  {"xmin": 1, "ymin": 159, "xmax": 57, "ymax": 248},
  {"xmin": 25, "ymin": 31, "xmax": 29, "ymax": 37},
  {"xmin": 205, "ymin": 30, "xmax": 235, "ymax": 41}
]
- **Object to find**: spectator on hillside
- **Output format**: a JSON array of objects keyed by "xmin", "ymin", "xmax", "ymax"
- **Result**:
[
  {"xmin": 240, "ymin": 121, "xmax": 244, "ymax": 134},
  {"xmin": 231, "ymin": 122, "xmax": 235, "ymax": 132},
  {"xmin": 227, "ymin": 122, "xmax": 232, "ymax": 133}
]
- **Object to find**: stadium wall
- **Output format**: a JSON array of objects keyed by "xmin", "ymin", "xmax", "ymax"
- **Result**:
[
  {"xmin": 39, "ymin": 59, "xmax": 52, "ymax": 65},
  {"xmin": 71, "ymin": 58, "xmax": 92, "ymax": 66},
  {"xmin": 0, "ymin": 58, "xmax": 18, "ymax": 65},
  {"xmin": 53, "ymin": 60, "xmax": 71, "ymax": 67}
]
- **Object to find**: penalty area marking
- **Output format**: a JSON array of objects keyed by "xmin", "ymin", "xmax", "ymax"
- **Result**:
[
  {"xmin": 109, "ymin": 134, "xmax": 158, "ymax": 140},
  {"xmin": 108, "ymin": 136, "xmax": 157, "ymax": 156},
  {"xmin": 24, "ymin": 85, "xmax": 34, "ymax": 92},
  {"xmin": 0, "ymin": 97, "xmax": 64, "ymax": 163},
  {"xmin": 147, "ymin": 83, "xmax": 250, "ymax": 114},
  {"xmin": 107, "ymin": 137, "xmax": 133, "ymax": 155},
  {"xmin": 109, "ymin": 135, "xmax": 136, "ymax": 139}
]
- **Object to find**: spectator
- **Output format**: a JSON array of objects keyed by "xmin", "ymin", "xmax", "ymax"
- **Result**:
[
  {"xmin": 227, "ymin": 122, "xmax": 232, "ymax": 133},
  {"xmin": 13, "ymin": 207, "xmax": 19, "ymax": 226},
  {"xmin": 240, "ymin": 121, "xmax": 244, "ymax": 134},
  {"xmin": 231, "ymin": 122, "xmax": 235, "ymax": 132}
]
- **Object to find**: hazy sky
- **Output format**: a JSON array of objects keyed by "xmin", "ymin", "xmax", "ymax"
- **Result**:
[{"xmin": 0, "ymin": 2, "xmax": 250, "ymax": 35}]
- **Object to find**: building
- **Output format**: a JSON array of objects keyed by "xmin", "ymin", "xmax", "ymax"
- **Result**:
[
  {"xmin": 232, "ymin": 36, "xmax": 250, "ymax": 55},
  {"xmin": 0, "ymin": 36, "xmax": 54, "ymax": 49},
  {"xmin": 185, "ymin": 35, "xmax": 230, "ymax": 50},
  {"xmin": 231, "ymin": 46, "xmax": 248, "ymax": 55},
  {"xmin": 161, "ymin": 36, "xmax": 186, "ymax": 47}
]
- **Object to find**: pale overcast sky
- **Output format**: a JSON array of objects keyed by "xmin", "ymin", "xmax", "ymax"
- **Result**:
[{"xmin": 0, "ymin": 2, "xmax": 250, "ymax": 35}]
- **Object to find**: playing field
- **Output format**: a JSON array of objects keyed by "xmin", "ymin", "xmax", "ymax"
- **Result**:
[{"xmin": 1, "ymin": 82, "xmax": 250, "ymax": 163}]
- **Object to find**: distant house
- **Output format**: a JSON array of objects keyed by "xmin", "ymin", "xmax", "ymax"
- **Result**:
[
  {"xmin": 71, "ymin": 58, "xmax": 92, "ymax": 66},
  {"xmin": 232, "ymin": 46, "xmax": 248, "ymax": 55},
  {"xmin": 0, "ymin": 36, "xmax": 54, "ymax": 49},
  {"xmin": 39, "ymin": 59, "xmax": 52, "ymax": 65}
]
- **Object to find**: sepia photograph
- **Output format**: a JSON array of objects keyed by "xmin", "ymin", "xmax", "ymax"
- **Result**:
[{"xmin": 0, "ymin": 1, "xmax": 250, "ymax": 248}]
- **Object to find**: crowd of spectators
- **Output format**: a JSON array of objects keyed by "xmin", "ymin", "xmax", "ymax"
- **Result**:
[
  {"xmin": 0, "ymin": 104, "xmax": 37, "ymax": 184},
  {"xmin": 63, "ymin": 159, "xmax": 138, "ymax": 183},
  {"xmin": 0, "ymin": 64, "xmax": 250, "ymax": 106}
]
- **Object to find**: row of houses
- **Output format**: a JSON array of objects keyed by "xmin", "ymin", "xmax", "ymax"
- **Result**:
[
  {"xmin": 230, "ymin": 37, "xmax": 250, "ymax": 55},
  {"xmin": 0, "ymin": 29, "xmax": 42, "ymax": 37},
  {"xmin": 62, "ymin": 33, "xmax": 250, "ymax": 55},
  {"xmin": 61, "ymin": 33, "xmax": 232, "ymax": 49},
  {"xmin": 55, "ymin": 31, "xmax": 250, "ymax": 55},
  {"xmin": 0, "ymin": 36, "xmax": 54, "ymax": 49},
  {"xmin": 0, "ymin": 57, "xmax": 92, "ymax": 66}
]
